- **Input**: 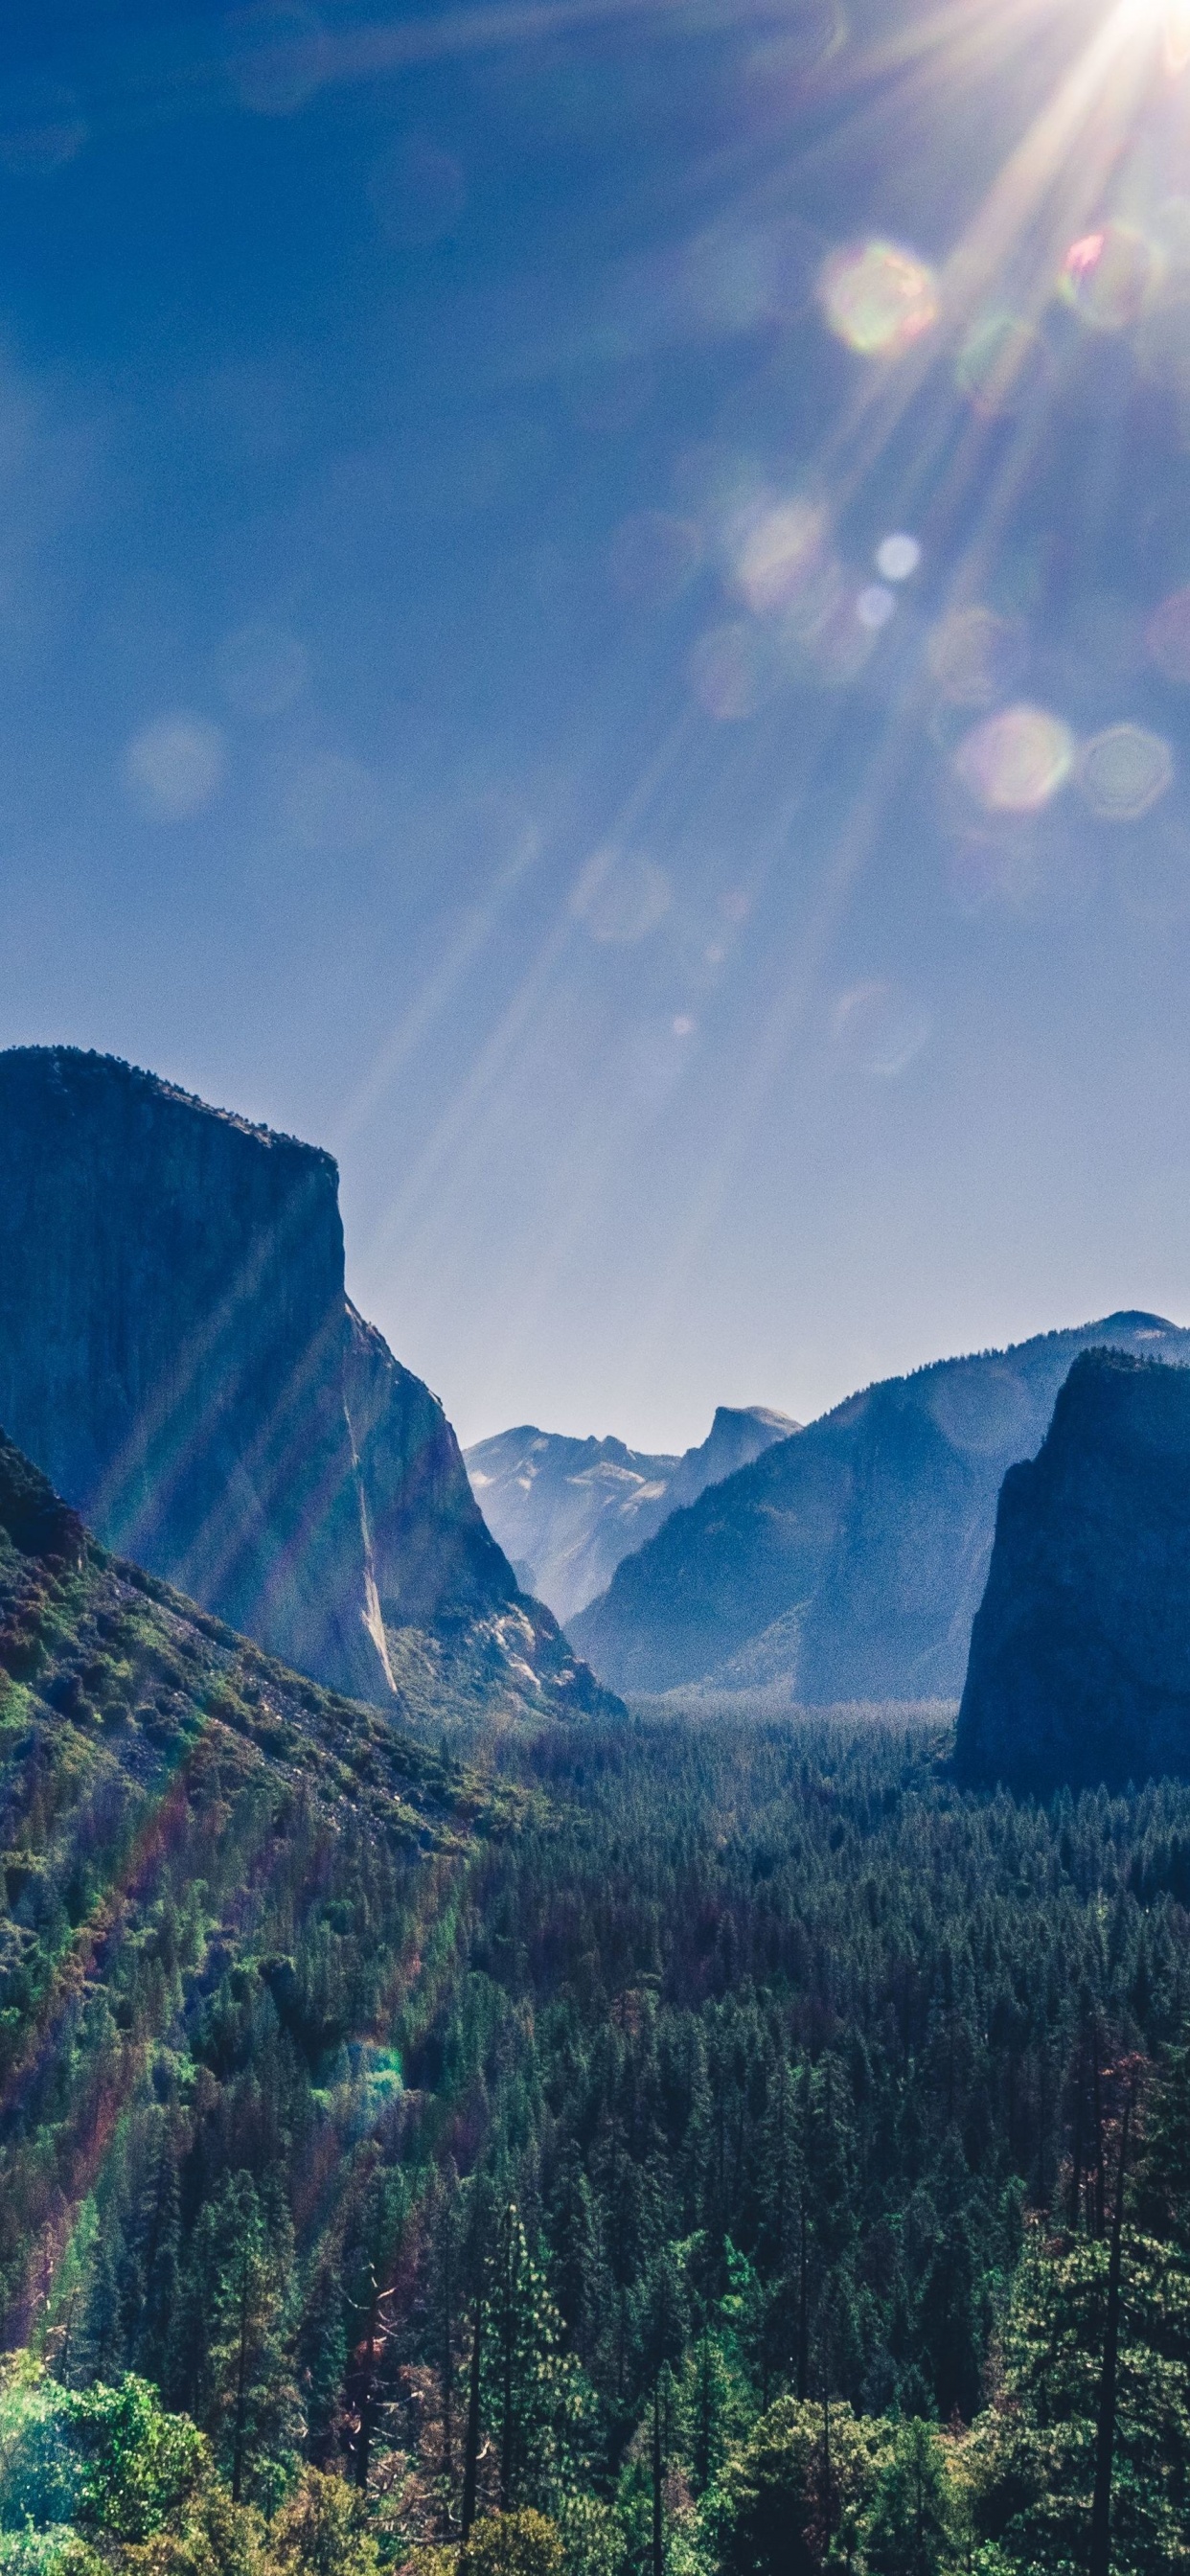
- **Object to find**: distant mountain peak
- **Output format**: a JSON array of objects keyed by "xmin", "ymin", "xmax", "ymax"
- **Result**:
[
  {"xmin": 568, "ymin": 1311, "xmax": 1190, "ymax": 1702},
  {"xmin": 465, "ymin": 1402, "xmax": 798, "ymax": 1625},
  {"xmin": 1094, "ymin": 1309, "xmax": 1177, "ymax": 1334},
  {"xmin": 710, "ymin": 1402, "xmax": 798, "ymax": 1434}
]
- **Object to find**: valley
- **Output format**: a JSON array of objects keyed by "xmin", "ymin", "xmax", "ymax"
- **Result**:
[
  {"xmin": 10, "ymin": 0, "xmax": 1190, "ymax": 2557},
  {"xmin": 0, "ymin": 1047, "xmax": 1187, "ymax": 2573}
]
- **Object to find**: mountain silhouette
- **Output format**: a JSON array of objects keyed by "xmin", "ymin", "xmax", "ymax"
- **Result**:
[
  {"xmin": 569, "ymin": 1313, "xmax": 1190, "ymax": 1700},
  {"xmin": 465, "ymin": 1403, "xmax": 797, "ymax": 1623},
  {"xmin": 956, "ymin": 1348, "xmax": 1190, "ymax": 1793}
]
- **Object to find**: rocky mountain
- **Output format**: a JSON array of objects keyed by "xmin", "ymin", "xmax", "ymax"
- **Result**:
[
  {"xmin": 0, "ymin": 1046, "xmax": 611, "ymax": 1723},
  {"xmin": 569, "ymin": 1311, "xmax": 1190, "ymax": 1700},
  {"xmin": 465, "ymin": 1404, "xmax": 798, "ymax": 1623},
  {"xmin": 955, "ymin": 1349, "xmax": 1190, "ymax": 1792}
]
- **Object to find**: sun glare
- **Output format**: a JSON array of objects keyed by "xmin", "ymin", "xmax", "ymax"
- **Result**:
[{"xmin": 1166, "ymin": 0, "xmax": 1190, "ymax": 67}]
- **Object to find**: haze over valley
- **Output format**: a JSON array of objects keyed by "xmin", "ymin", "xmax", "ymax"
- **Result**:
[{"xmin": 7, "ymin": 0, "xmax": 1190, "ymax": 2564}]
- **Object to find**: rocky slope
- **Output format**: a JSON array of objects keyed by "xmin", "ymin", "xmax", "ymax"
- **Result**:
[
  {"xmin": 0, "ymin": 1047, "xmax": 610, "ymax": 1721},
  {"xmin": 954, "ymin": 1349, "xmax": 1190, "ymax": 1792},
  {"xmin": 465, "ymin": 1403, "xmax": 798, "ymax": 1623},
  {"xmin": 0, "ymin": 1424, "xmax": 512, "ymax": 2328},
  {"xmin": 569, "ymin": 1312, "xmax": 1190, "ymax": 1700},
  {"xmin": 0, "ymin": 1425, "xmax": 488, "ymax": 1847}
]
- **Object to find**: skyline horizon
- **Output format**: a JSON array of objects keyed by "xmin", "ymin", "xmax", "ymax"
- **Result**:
[
  {"xmin": 8, "ymin": 1026, "xmax": 1189, "ymax": 1454},
  {"xmin": 7, "ymin": 0, "xmax": 1190, "ymax": 1454}
]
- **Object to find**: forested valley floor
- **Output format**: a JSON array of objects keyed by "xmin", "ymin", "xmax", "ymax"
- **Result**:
[{"xmin": 4, "ymin": 1688, "xmax": 1190, "ymax": 2576}]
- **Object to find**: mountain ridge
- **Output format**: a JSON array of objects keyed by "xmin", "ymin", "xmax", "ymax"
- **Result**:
[
  {"xmin": 569, "ymin": 1309, "xmax": 1190, "ymax": 1699},
  {"xmin": 465, "ymin": 1401, "xmax": 798, "ymax": 1622}
]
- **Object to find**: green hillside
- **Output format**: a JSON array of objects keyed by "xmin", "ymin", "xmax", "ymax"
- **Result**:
[
  {"xmin": 1, "ymin": 1435, "xmax": 1190, "ymax": 2570},
  {"xmin": 0, "ymin": 1430, "xmax": 512, "ymax": 2340}
]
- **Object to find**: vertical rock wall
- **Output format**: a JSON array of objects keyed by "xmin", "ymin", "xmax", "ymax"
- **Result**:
[
  {"xmin": 0, "ymin": 1046, "xmax": 535, "ymax": 1704},
  {"xmin": 955, "ymin": 1348, "xmax": 1190, "ymax": 1791}
]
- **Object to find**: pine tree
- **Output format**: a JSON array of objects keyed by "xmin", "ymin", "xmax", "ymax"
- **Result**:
[
  {"xmin": 342, "ymin": 2168, "xmax": 412, "ymax": 2494},
  {"xmin": 546, "ymin": 2144, "xmax": 603, "ymax": 2362},
  {"xmin": 428, "ymin": 2164, "xmax": 463, "ymax": 2490},
  {"xmin": 685, "ymin": 2332, "xmax": 731, "ymax": 2495},
  {"xmin": 482, "ymin": 2201, "xmax": 581, "ymax": 2517},
  {"xmin": 79, "ymin": 2222, "xmax": 126, "ymax": 2387},
  {"xmin": 915, "ymin": 2210, "xmax": 981, "ymax": 2421},
  {"xmin": 864, "ymin": 2420, "xmax": 963, "ymax": 2576},
  {"xmin": 133, "ymin": 2122, "xmax": 181, "ymax": 2394},
  {"xmin": 299, "ymin": 2259, "xmax": 348, "ymax": 2467},
  {"xmin": 194, "ymin": 2171, "xmax": 303, "ymax": 2509}
]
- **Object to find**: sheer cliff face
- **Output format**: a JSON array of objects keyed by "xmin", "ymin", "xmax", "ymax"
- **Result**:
[
  {"xmin": 955, "ymin": 1350, "xmax": 1190, "ymax": 1793},
  {"xmin": 0, "ymin": 1046, "xmax": 593, "ymax": 1714}
]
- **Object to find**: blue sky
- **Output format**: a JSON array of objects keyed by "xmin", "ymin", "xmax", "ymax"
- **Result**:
[{"xmin": 5, "ymin": 0, "xmax": 1190, "ymax": 1449}]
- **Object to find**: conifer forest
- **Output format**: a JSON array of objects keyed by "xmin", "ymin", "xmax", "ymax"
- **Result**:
[
  {"xmin": 12, "ymin": 0, "xmax": 1190, "ymax": 2566},
  {"xmin": 3, "ymin": 1553, "xmax": 1190, "ymax": 2576}
]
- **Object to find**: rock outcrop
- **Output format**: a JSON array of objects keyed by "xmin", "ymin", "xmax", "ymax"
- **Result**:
[
  {"xmin": 569, "ymin": 1313, "xmax": 1190, "ymax": 1700},
  {"xmin": 955, "ymin": 1349, "xmax": 1190, "ymax": 1792},
  {"xmin": 465, "ymin": 1404, "xmax": 798, "ymax": 1624},
  {"xmin": 0, "ymin": 1046, "xmax": 609, "ymax": 1718}
]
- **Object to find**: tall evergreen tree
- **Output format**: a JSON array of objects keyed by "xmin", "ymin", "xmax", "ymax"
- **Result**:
[
  {"xmin": 482, "ymin": 2201, "xmax": 581, "ymax": 2517},
  {"xmin": 192, "ymin": 2171, "xmax": 303, "ymax": 2509}
]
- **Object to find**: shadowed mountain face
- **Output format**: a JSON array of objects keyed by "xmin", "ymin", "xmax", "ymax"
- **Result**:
[
  {"xmin": 465, "ymin": 1404, "xmax": 798, "ymax": 1624},
  {"xmin": 956, "ymin": 1350, "xmax": 1190, "ymax": 1793},
  {"xmin": 569, "ymin": 1312, "xmax": 1190, "ymax": 1700},
  {"xmin": 0, "ymin": 1046, "xmax": 611, "ymax": 1720}
]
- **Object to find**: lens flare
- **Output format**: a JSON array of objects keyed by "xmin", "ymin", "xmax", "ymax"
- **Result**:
[
  {"xmin": 928, "ymin": 606, "xmax": 1024, "ymax": 707},
  {"xmin": 1136, "ymin": 282, "xmax": 1190, "ymax": 403},
  {"xmin": 1165, "ymin": 0, "xmax": 1190, "ymax": 73},
  {"xmin": 1060, "ymin": 221, "xmax": 1153, "ymax": 330},
  {"xmin": 733, "ymin": 499, "xmax": 827, "ymax": 614},
  {"xmin": 832, "ymin": 980, "xmax": 930, "ymax": 1078},
  {"xmin": 800, "ymin": 585, "xmax": 880, "ymax": 682},
  {"xmin": 570, "ymin": 845, "xmax": 672, "ymax": 943},
  {"xmin": 955, "ymin": 313, "xmax": 1049, "ymax": 416},
  {"xmin": 818, "ymin": 240, "xmax": 939, "ymax": 356},
  {"xmin": 126, "ymin": 715, "xmax": 226, "ymax": 822},
  {"xmin": 1147, "ymin": 586, "xmax": 1190, "ymax": 681},
  {"xmin": 1077, "ymin": 724, "xmax": 1174, "ymax": 820},
  {"xmin": 954, "ymin": 704, "xmax": 1074, "ymax": 813},
  {"xmin": 875, "ymin": 532, "xmax": 920, "ymax": 581}
]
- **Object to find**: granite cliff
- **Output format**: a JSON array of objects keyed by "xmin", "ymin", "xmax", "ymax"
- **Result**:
[
  {"xmin": 569, "ymin": 1311, "xmax": 1190, "ymax": 1700},
  {"xmin": 955, "ymin": 1348, "xmax": 1190, "ymax": 1792},
  {"xmin": 465, "ymin": 1403, "xmax": 798, "ymax": 1624},
  {"xmin": 0, "ymin": 1046, "xmax": 608, "ymax": 1721}
]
